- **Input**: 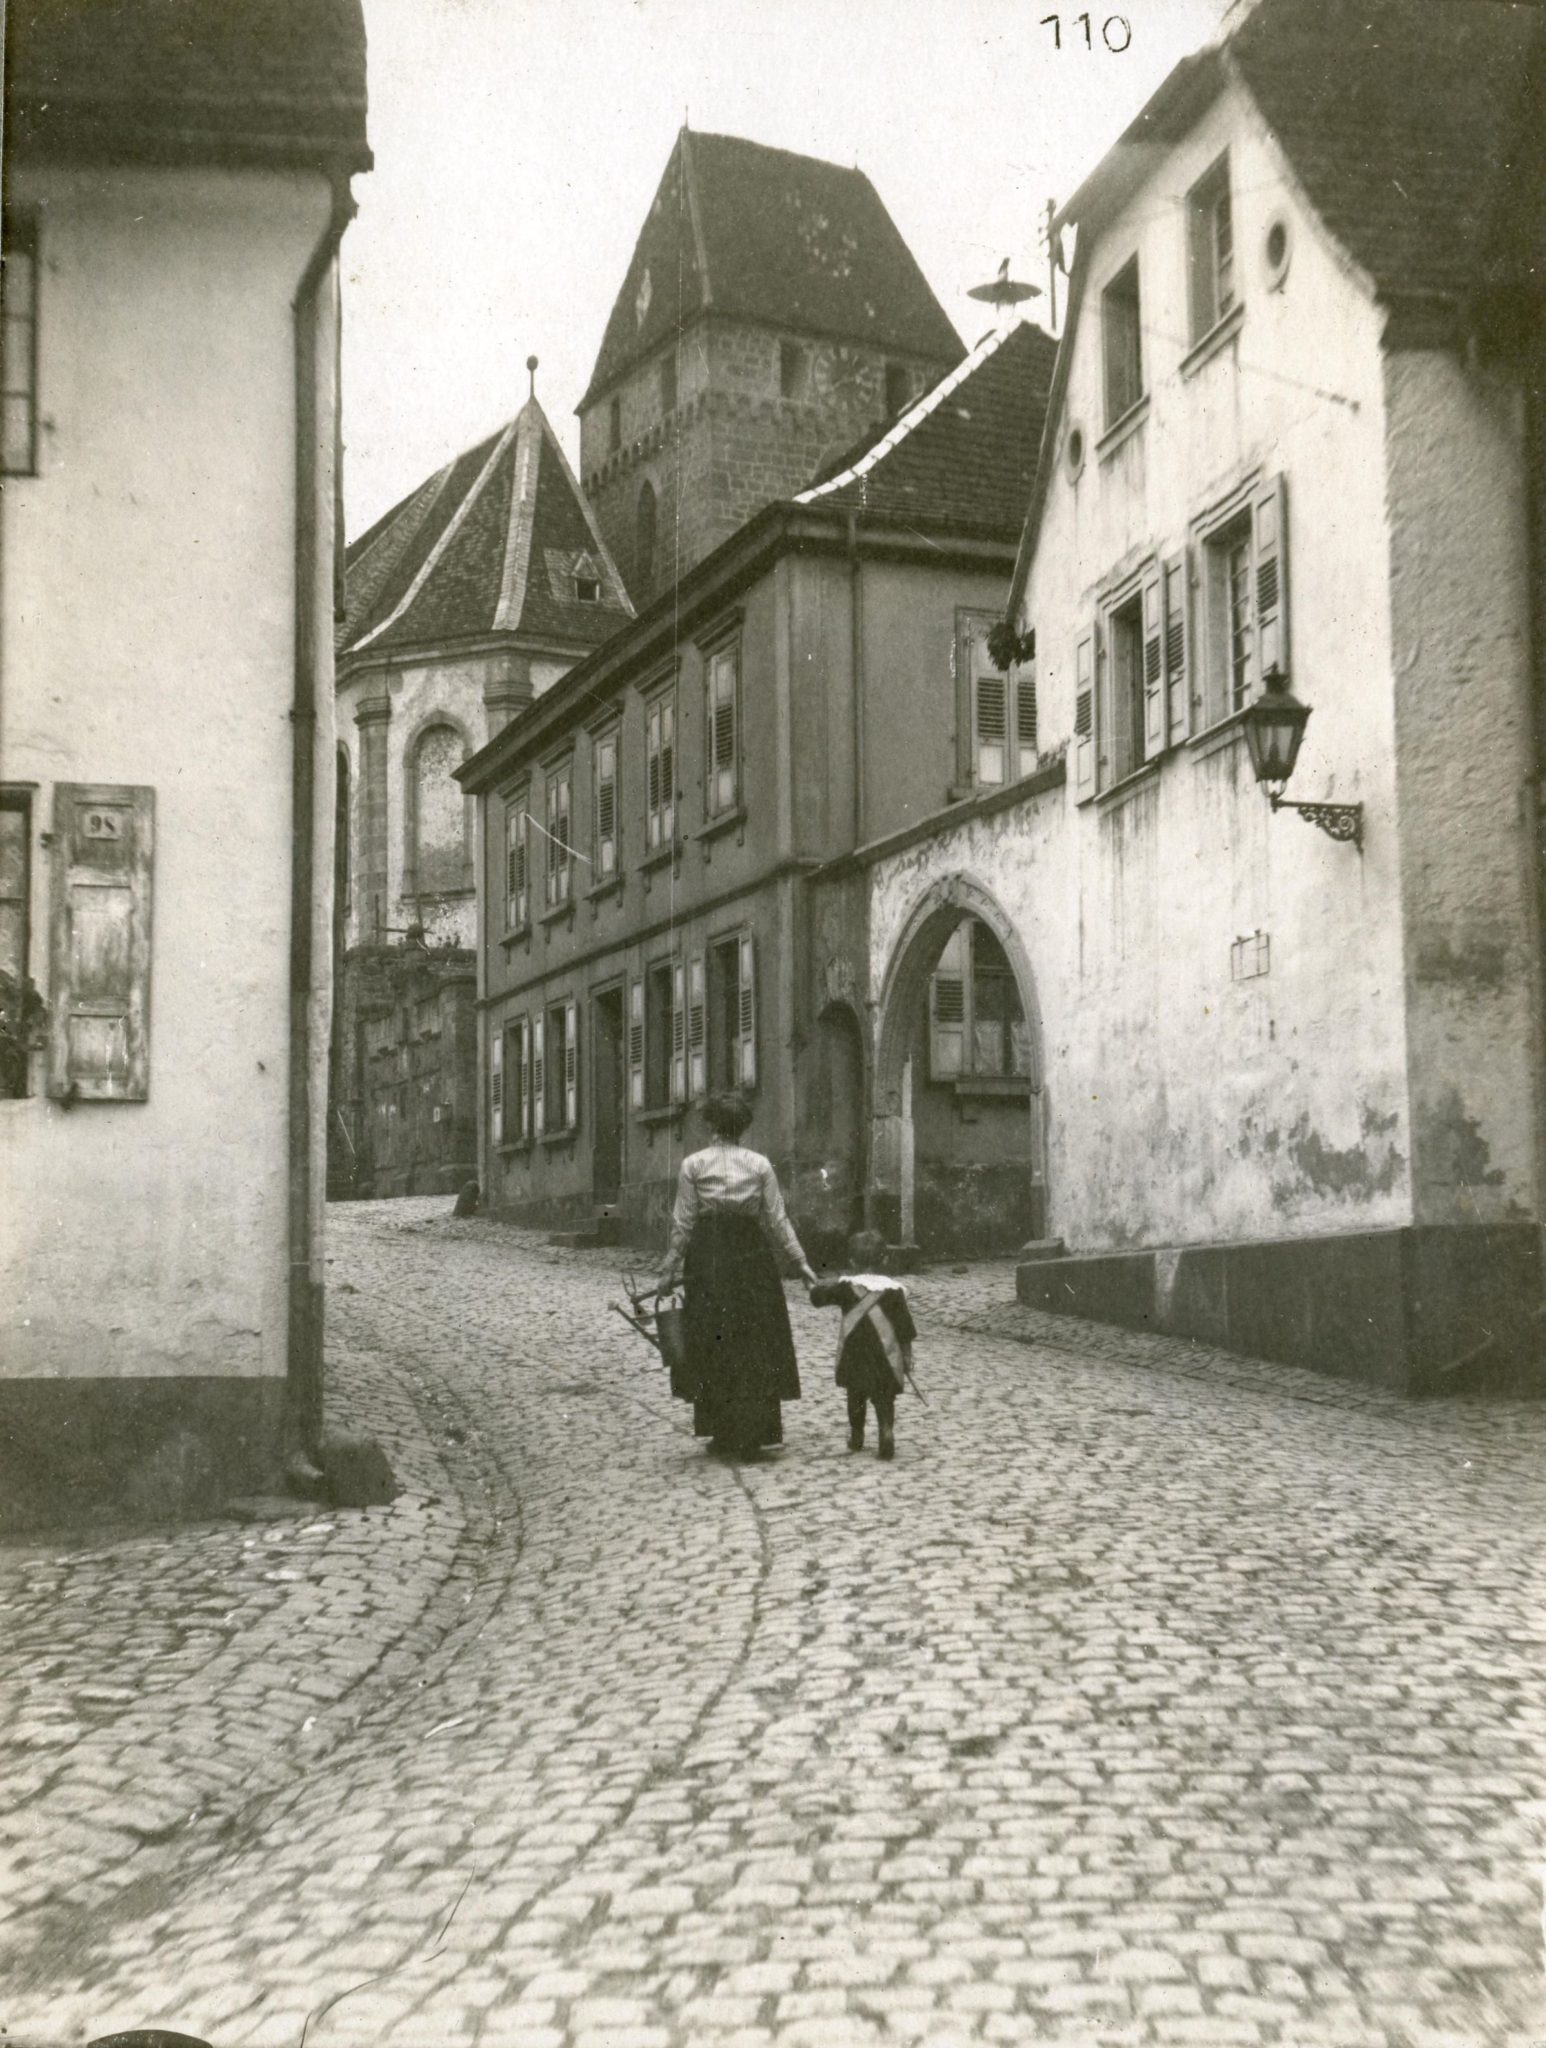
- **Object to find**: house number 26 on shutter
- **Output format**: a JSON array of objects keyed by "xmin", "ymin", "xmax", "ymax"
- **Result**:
[{"xmin": 1040, "ymin": 14, "xmax": 1132, "ymax": 51}]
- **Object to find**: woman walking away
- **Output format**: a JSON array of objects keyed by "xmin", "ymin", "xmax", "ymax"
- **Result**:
[{"xmin": 660, "ymin": 1091, "xmax": 817, "ymax": 1456}]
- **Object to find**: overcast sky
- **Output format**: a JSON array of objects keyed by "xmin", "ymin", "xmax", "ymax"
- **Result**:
[{"xmin": 343, "ymin": 0, "xmax": 1231, "ymax": 537}]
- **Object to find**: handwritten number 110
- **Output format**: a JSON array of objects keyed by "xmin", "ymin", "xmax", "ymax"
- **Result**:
[{"xmin": 1042, "ymin": 13, "xmax": 1132, "ymax": 50}]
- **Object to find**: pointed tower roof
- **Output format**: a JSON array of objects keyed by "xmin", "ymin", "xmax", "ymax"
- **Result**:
[
  {"xmin": 342, "ymin": 398, "xmax": 634, "ymax": 661},
  {"xmin": 580, "ymin": 128, "xmax": 964, "ymax": 409}
]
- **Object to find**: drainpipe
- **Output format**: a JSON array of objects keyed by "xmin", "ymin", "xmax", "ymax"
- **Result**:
[
  {"xmin": 288, "ymin": 173, "xmax": 355, "ymax": 1457},
  {"xmin": 848, "ymin": 510, "xmax": 872, "ymax": 1227}
]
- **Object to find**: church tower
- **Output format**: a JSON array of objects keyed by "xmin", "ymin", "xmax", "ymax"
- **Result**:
[{"xmin": 577, "ymin": 128, "xmax": 964, "ymax": 607}]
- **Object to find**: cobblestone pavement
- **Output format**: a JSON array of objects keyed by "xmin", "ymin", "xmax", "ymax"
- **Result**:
[{"xmin": 4, "ymin": 1197, "xmax": 1546, "ymax": 2048}]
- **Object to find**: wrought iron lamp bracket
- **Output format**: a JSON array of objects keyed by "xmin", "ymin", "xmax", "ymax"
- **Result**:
[{"xmin": 1267, "ymin": 792, "xmax": 1363, "ymax": 851}]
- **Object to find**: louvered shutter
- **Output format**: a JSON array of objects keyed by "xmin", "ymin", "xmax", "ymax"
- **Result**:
[
  {"xmin": 661, "ymin": 698, "xmax": 675, "ymax": 841},
  {"xmin": 1073, "ymin": 635, "xmax": 1095, "ymax": 799},
  {"xmin": 688, "ymin": 953, "xmax": 706, "ymax": 1097},
  {"xmin": 709, "ymin": 652, "xmax": 737, "ymax": 813},
  {"xmin": 1142, "ymin": 569, "xmax": 1164, "ymax": 758},
  {"xmin": 930, "ymin": 969, "xmax": 966, "ymax": 1079},
  {"xmin": 975, "ymin": 671, "xmax": 1007, "ymax": 786},
  {"xmin": 670, "ymin": 962, "xmax": 686, "ymax": 1103},
  {"xmin": 646, "ymin": 707, "xmax": 662, "ymax": 845},
  {"xmin": 532, "ymin": 1012, "xmax": 546, "ymax": 1138},
  {"xmin": 1164, "ymin": 556, "xmax": 1190, "ymax": 748},
  {"xmin": 490, "ymin": 1024, "xmax": 503, "ymax": 1144},
  {"xmin": 515, "ymin": 1016, "xmax": 530, "ymax": 1142},
  {"xmin": 629, "ymin": 978, "xmax": 645, "ymax": 1109},
  {"xmin": 595, "ymin": 735, "xmax": 617, "ymax": 877},
  {"xmin": 1015, "ymin": 658, "xmax": 1037, "ymax": 767},
  {"xmin": 49, "ymin": 784, "xmax": 154, "ymax": 1101},
  {"xmin": 736, "ymin": 933, "xmax": 757, "ymax": 1087},
  {"xmin": 563, "ymin": 997, "xmax": 578, "ymax": 1129},
  {"xmin": 1255, "ymin": 474, "xmax": 1289, "ymax": 684},
  {"xmin": 1093, "ymin": 620, "xmax": 1112, "ymax": 791}
]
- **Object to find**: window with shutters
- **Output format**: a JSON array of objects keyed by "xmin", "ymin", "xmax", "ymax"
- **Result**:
[
  {"xmin": 644, "ymin": 687, "xmax": 676, "ymax": 850},
  {"xmin": 705, "ymin": 643, "xmax": 740, "ymax": 818},
  {"xmin": 644, "ymin": 958, "xmax": 674, "ymax": 1109},
  {"xmin": 1085, "ymin": 551, "xmax": 1188, "ymax": 796},
  {"xmin": 592, "ymin": 729, "xmax": 619, "ymax": 881},
  {"xmin": 1195, "ymin": 476, "xmax": 1289, "ymax": 731},
  {"xmin": 1, "ymin": 789, "xmax": 35, "ymax": 1098},
  {"xmin": 507, "ymin": 1014, "xmax": 533, "ymax": 1144},
  {"xmin": 1102, "ymin": 257, "xmax": 1143, "ymax": 427},
  {"xmin": 957, "ymin": 611, "xmax": 1036, "ymax": 790},
  {"xmin": 544, "ymin": 758, "xmax": 573, "ymax": 908},
  {"xmin": 1188, "ymin": 154, "xmax": 1235, "ymax": 342},
  {"xmin": 707, "ymin": 932, "xmax": 757, "ymax": 1093},
  {"xmin": 543, "ymin": 998, "xmax": 578, "ymax": 1132},
  {"xmin": 2, "ymin": 215, "xmax": 39, "ymax": 477},
  {"xmin": 504, "ymin": 792, "xmax": 530, "ymax": 930},
  {"xmin": 928, "ymin": 920, "xmax": 1030, "ymax": 1084},
  {"xmin": 48, "ymin": 784, "xmax": 155, "ymax": 1101}
]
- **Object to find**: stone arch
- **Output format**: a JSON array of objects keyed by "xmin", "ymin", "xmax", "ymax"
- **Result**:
[
  {"xmin": 869, "ymin": 872, "xmax": 1047, "ymax": 1248},
  {"xmin": 403, "ymin": 714, "xmax": 474, "ymax": 900}
]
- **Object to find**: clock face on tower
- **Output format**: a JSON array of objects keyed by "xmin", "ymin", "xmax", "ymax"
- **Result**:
[{"xmin": 635, "ymin": 267, "xmax": 653, "ymax": 328}]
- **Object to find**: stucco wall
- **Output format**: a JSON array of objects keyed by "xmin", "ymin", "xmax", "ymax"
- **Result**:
[
  {"xmin": 2, "ymin": 163, "xmax": 338, "ymax": 1385},
  {"xmin": 869, "ymin": 83, "xmax": 1417, "ymax": 1255},
  {"xmin": 1385, "ymin": 350, "xmax": 1541, "ymax": 1227}
]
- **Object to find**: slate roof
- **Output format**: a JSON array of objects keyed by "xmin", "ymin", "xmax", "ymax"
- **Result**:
[
  {"xmin": 342, "ymin": 398, "xmax": 633, "ymax": 662},
  {"xmin": 1063, "ymin": 0, "xmax": 1544, "ymax": 308},
  {"xmin": 581, "ymin": 128, "xmax": 964, "ymax": 408},
  {"xmin": 796, "ymin": 320, "xmax": 1058, "ymax": 538},
  {"xmin": 5, "ymin": 0, "xmax": 370, "ymax": 171}
]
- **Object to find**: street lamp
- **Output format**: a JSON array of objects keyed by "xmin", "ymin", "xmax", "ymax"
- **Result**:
[{"xmin": 1241, "ymin": 673, "xmax": 1363, "ymax": 850}]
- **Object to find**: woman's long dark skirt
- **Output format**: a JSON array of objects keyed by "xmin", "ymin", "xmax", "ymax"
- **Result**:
[{"xmin": 681, "ymin": 1212, "xmax": 801, "ymax": 1451}]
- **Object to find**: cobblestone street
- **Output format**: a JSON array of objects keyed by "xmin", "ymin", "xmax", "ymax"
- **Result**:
[{"xmin": 4, "ymin": 1197, "xmax": 1546, "ymax": 2048}]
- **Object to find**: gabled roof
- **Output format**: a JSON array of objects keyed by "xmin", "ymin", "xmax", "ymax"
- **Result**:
[
  {"xmin": 797, "ymin": 320, "xmax": 1059, "ymax": 538},
  {"xmin": 1228, "ymin": 0, "xmax": 1544, "ymax": 306},
  {"xmin": 342, "ymin": 399, "xmax": 634, "ymax": 663},
  {"xmin": 5, "ymin": 0, "xmax": 370, "ymax": 172},
  {"xmin": 580, "ymin": 128, "xmax": 964, "ymax": 409},
  {"xmin": 1062, "ymin": 0, "xmax": 1544, "ymax": 309}
]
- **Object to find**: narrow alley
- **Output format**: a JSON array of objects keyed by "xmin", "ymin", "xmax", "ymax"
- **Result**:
[{"xmin": 3, "ymin": 1200, "xmax": 1544, "ymax": 2048}]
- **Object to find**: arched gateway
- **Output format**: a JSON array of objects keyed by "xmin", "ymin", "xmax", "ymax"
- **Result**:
[{"xmin": 868, "ymin": 874, "xmax": 1047, "ymax": 1254}]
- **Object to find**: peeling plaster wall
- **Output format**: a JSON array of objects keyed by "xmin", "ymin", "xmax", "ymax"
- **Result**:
[
  {"xmin": 1, "ymin": 164, "xmax": 338, "ymax": 1385},
  {"xmin": 1385, "ymin": 350, "xmax": 1540, "ymax": 1227},
  {"xmin": 869, "ymin": 84, "xmax": 1416, "ymax": 1254}
]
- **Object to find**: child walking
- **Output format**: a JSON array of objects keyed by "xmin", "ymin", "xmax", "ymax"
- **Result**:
[{"xmin": 808, "ymin": 1230, "xmax": 917, "ymax": 1461}]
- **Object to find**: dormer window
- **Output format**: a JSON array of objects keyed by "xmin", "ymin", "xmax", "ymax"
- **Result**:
[{"xmin": 572, "ymin": 551, "xmax": 603, "ymax": 605}]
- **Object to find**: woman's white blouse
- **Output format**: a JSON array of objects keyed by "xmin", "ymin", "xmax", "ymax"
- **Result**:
[{"xmin": 664, "ymin": 1143, "xmax": 807, "ymax": 1270}]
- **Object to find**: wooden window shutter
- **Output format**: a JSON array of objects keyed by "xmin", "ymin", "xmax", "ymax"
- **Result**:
[
  {"xmin": 670, "ymin": 961, "xmax": 686, "ymax": 1103},
  {"xmin": 49, "ymin": 784, "xmax": 154, "ymax": 1101},
  {"xmin": 1255, "ymin": 474, "xmax": 1289, "ymax": 683},
  {"xmin": 532, "ymin": 1012, "xmax": 546, "ymax": 1138},
  {"xmin": 1073, "ymin": 635, "xmax": 1095, "ymax": 799},
  {"xmin": 736, "ymin": 933, "xmax": 757, "ymax": 1087},
  {"xmin": 596, "ymin": 735, "xmax": 617, "ymax": 877},
  {"xmin": 661, "ymin": 697, "xmax": 675, "ymax": 840},
  {"xmin": 515, "ymin": 1016, "xmax": 530, "ymax": 1142},
  {"xmin": 1142, "ymin": 568, "xmax": 1165, "ymax": 757},
  {"xmin": 929, "ymin": 969, "xmax": 966, "ymax": 1079},
  {"xmin": 687, "ymin": 952, "xmax": 706, "ymax": 1097},
  {"xmin": 646, "ymin": 705, "xmax": 662, "ymax": 840},
  {"xmin": 975, "ymin": 671, "xmax": 1007, "ymax": 786},
  {"xmin": 490, "ymin": 1025, "xmax": 503, "ymax": 1143},
  {"xmin": 1015, "ymin": 658, "xmax": 1037, "ymax": 763},
  {"xmin": 564, "ymin": 997, "xmax": 578, "ymax": 1129},
  {"xmin": 709, "ymin": 652, "xmax": 737, "ymax": 813},
  {"xmin": 629, "ymin": 978, "xmax": 645, "ymax": 1109},
  {"xmin": 1164, "ymin": 556, "xmax": 1190, "ymax": 748},
  {"xmin": 1093, "ymin": 620, "xmax": 1112, "ymax": 791}
]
